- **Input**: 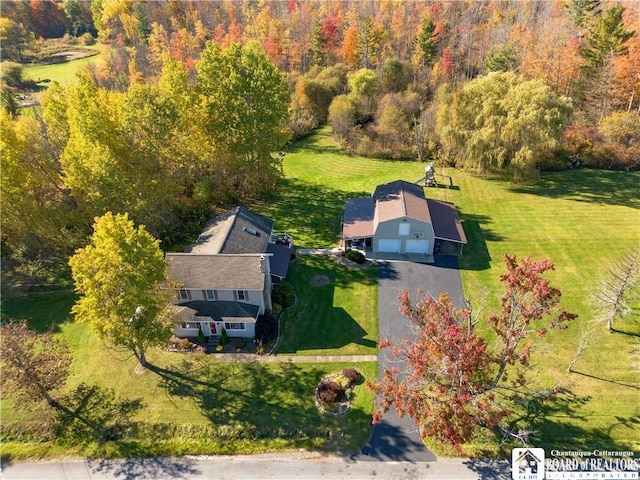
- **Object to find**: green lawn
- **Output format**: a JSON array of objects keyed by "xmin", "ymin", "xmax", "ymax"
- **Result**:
[
  {"xmin": 23, "ymin": 44, "xmax": 105, "ymax": 87},
  {"xmin": 2, "ymin": 126, "xmax": 639, "ymax": 458},
  {"xmin": 278, "ymin": 255, "xmax": 378, "ymax": 355}
]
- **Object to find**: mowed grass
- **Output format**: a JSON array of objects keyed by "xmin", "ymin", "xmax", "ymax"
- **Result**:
[
  {"xmin": 278, "ymin": 255, "xmax": 378, "ymax": 355},
  {"xmin": 273, "ymin": 128, "xmax": 639, "ymax": 454},
  {"xmin": 23, "ymin": 44, "xmax": 105, "ymax": 87},
  {"xmin": 0, "ymin": 292, "xmax": 377, "ymax": 459}
]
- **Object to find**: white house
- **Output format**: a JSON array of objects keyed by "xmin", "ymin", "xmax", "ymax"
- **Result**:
[{"xmin": 167, "ymin": 207, "xmax": 293, "ymax": 340}]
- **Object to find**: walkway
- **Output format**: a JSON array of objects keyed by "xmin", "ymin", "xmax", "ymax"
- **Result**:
[{"xmin": 214, "ymin": 353, "xmax": 377, "ymax": 363}]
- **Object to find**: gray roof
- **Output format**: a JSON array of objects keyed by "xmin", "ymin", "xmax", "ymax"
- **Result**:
[
  {"xmin": 166, "ymin": 253, "xmax": 267, "ymax": 290},
  {"xmin": 188, "ymin": 207, "xmax": 274, "ymax": 255},
  {"xmin": 373, "ymin": 180, "xmax": 432, "ymax": 225},
  {"xmin": 266, "ymin": 243, "xmax": 293, "ymax": 279},
  {"xmin": 342, "ymin": 197, "xmax": 375, "ymax": 240},
  {"xmin": 174, "ymin": 301, "xmax": 260, "ymax": 324},
  {"xmin": 426, "ymin": 199, "xmax": 467, "ymax": 244}
]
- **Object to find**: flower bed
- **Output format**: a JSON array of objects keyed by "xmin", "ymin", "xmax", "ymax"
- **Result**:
[{"xmin": 314, "ymin": 368, "xmax": 363, "ymax": 416}]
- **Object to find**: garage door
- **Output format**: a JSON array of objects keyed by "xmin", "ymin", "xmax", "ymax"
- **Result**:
[
  {"xmin": 377, "ymin": 239, "xmax": 401, "ymax": 252},
  {"xmin": 405, "ymin": 239, "xmax": 429, "ymax": 253}
]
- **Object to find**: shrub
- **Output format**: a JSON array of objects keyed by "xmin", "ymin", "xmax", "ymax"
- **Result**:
[
  {"xmin": 179, "ymin": 338, "xmax": 191, "ymax": 350},
  {"xmin": 197, "ymin": 326, "xmax": 205, "ymax": 345},
  {"xmin": 220, "ymin": 327, "xmax": 229, "ymax": 346},
  {"xmin": 341, "ymin": 368, "xmax": 362, "ymax": 384},
  {"xmin": 318, "ymin": 381, "xmax": 344, "ymax": 403},
  {"xmin": 80, "ymin": 32, "xmax": 96, "ymax": 45},
  {"xmin": 272, "ymin": 281, "xmax": 294, "ymax": 308},
  {"xmin": 345, "ymin": 249, "xmax": 366, "ymax": 264},
  {"xmin": 255, "ymin": 313, "xmax": 277, "ymax": 345}
]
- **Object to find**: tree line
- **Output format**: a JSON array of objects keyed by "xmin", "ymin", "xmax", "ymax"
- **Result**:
[
  {"xmin": 1, "ymin": 41, "xmax": 289, "ymax": 285},
  {"xmin": 1, "ymin": 0, "xmax": 639, "ymax": 283}
]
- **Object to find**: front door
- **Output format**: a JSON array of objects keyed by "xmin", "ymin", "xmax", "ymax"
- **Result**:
[{"xmin": 208, "ymin": 322, "xmax": 217, "ymax": 335}]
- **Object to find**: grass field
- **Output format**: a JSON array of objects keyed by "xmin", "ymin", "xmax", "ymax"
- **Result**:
[
  {"xmin": 23, "ymin": 44, "xmax": 105, "ymax": 87},
  {"xmin": 2, "ymin": 125, "xmax": 638, "ymax": 458},
  {"xmin": 1, "ymin": 291, "xmax": 377, "ymax": 459},
  {"xmin": 278, "ymin": 255, "xmax": 378, "ymax": 355},
  {"xmin": 263, "ymin": 127, "xmax": 640, "ymax": 454}
]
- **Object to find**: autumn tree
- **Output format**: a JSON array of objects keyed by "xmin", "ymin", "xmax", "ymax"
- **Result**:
[
  {"xmin": 369, "ymin": 255, "xmax": 576, "ymax": 449},
  {"xmin": 69, "ymin": 212, "xmax": 175, "ymax": 368},
  {"xmin": 593, "ymin": 245, "xmax": 640, "ymax": 332},
  {"xmin": 0, "ymin": 320, "xmax": 72, "ymax": 408},
  {"xmin": 437, "ymin": 71, "xmax": 573, "ymax": 181}
]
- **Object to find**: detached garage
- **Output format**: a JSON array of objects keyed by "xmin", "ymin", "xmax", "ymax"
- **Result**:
[{"xmin": 342, "ymin": 180, "xmax": 467, "ymax": 262}]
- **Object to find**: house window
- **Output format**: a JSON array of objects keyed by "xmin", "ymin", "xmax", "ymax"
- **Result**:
[
  {"xmin": 235, "ymin": 290, "xmax": 249, "ymax": 301},
  {"xmin": 181, "ymin": 321, "xmax": 199, "ymax": 329},
  {"xmin": 204, "ymin": 289, "xmax": 217, "ymax": 301},
  {"xmin": 178, "ymin": 289, "xmax": 191, "ymax": 301},
  {"xmin": 224, "ymin": 322, "xmax": 246, "ymax": 331},
  {"xmin": 398, "ymin": 222, "xmax": 410, "ymax": 236}
]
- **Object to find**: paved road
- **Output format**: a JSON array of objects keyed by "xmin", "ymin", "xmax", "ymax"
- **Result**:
[
  {"xmin": 1, "ymin": 452, "xmax": 511, "ymax": 479},
  {"xmin": 357, "ymin": 256, "xmax": 465, "ymax": 463}
]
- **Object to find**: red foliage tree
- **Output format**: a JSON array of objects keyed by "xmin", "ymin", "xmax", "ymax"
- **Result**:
[{"xmin": 369, "ymin": 254, "xmax": 576, "ymax": 450}]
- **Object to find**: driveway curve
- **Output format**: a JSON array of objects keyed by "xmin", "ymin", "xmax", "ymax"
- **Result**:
[{"xmin": 356, "ymin": 255, "xmax": 465, "ymax": 462}]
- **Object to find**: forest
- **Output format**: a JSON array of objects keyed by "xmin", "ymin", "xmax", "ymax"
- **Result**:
[{"xmin": 1, "ymin": 0, "xmax": 639, "ymax": 284}]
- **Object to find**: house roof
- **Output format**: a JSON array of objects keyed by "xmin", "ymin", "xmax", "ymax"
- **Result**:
[
  {"xmin": 342, "ymin": 180, "xmax": 467, "ymax": 244},
  {"xmin": 342, "ymin": 197, "xmax": 374, "ymax": 240},
  {"xmin": 266, "ymin": 242, "xmax": 293, "ymax": 279},
  {"xmin": 373, "ymin": 180, "xmax": 432, "ymax": 225},
  {"xmin": 174, "ymin": 301, "xmax": 260, "ymax": 324},
  {"xmin": 427, "ymin": 199, "xmax": 468, "ymax": 244},
  {"xmin": 187, "ymin": 207, "xmax": 274, "ymax": 255},
  {"xmin": 166, "ymin": 253, "xmax": 267, "ymax": 290}
]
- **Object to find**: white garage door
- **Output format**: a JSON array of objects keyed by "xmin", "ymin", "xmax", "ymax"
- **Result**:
[
  {"xmin": 377, "ymin": 239, "xmax": 401, "ymax": 252},
  {"xmin": 405, "ymin": 239, "xmax": 429, "ymax": 253}
]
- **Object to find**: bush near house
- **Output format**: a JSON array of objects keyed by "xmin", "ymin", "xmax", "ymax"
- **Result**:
[{"xmin": 345, "ymin": 249, "xmax": 366, "ymax": 264}]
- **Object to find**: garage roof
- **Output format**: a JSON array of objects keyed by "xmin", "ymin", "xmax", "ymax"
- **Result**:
[
  {"xmin": 427, "ymin": 199, "xmax": 467, "ymax": 244},
  {"xmin": 342, "ymin": 180, "xmax": 467, "ymax": 244}
]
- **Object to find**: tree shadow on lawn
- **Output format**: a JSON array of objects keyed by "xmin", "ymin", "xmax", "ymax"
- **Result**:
[
  {"xmin": 507, "ymin": 389, "xmax": 637, "ymax": 453},
  {"xmin": 0, "ymin": 290, "xmax": 76, "ymax": 333},
  {"xmin": 278, "ymin": 256, "xmax": 377, "ymax": 353},
  {"xmin": 510, "ymin": 169, "xmax": 640, "ymax": 209},
  {"xmin": 149, "ymin": 358, "xmax": 373, "ymax": 452},
  {"xmin": 254, "ymin": 178, "xmax": 369, "ymax": 248},
  {"xmin": 458, "ymin": 211, "xmax": 505, "ymax": 271}
]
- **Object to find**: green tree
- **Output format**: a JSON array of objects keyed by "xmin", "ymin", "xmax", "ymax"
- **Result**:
[
  {"xmin": 485, "ymin": 44, "xmax": 519, "ymax": 73},
  {"xmin": 437, "ymin": 72, "xmax": 573, "ymax": 181},
  {"xmin": 196, "ymin": 41, "xmax": 290, "ymax": 197},
  {"xmin": 413, "ymin": 15, "xmax": 438, "ymax": 71},
  {"xmin": 0, "ymin": 320, "xmax": 72, "ymax": 408},
  {"xmin": 580, "ymin": 4, "xmax": 633, "ymax": 73},
  {"xmin": 0, "ymin": 18, "xmax": 30, "ymax": 62},
  {"xmin": 328, "ymin": 94, "xmax": 356, "ymax": 139},
  {"xmin": 0, "ymin": 61, "xmax": 24, "ymax": 88},
  {"xmin": 69, "ymin": 212, "xmax": 175, "ymax": 367}
]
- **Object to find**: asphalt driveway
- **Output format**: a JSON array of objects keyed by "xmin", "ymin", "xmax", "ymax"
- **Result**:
[{"xmin": 357, "ymin": 255, "xmax": 465, "ymax": 462}]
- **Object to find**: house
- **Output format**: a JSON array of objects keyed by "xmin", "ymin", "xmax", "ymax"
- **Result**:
[
  {"xmin": 167, "ymin": 207, "xmax": 293, "ymax": 339},
  {"xmin": 342, "ymin": 180, "xmax": 467, "ymax": 259}
]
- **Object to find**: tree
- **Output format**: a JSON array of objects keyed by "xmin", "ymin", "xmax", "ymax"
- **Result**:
[
  {"xmin": 0, "ymin": 17, "xmax": 30, "ymax": 62},
  {"xmin": 0, "ymin": 62, "xmax": 24, "ymax": 88},
  {"xmin": 369, "ymin": 255, "xmax": 576, "ymax": 449},
  {"xmin": 437, "ymin": 71, "xmax": 573, "ymax": 181},
  {"xmin": 593, "ymin": 245, "xmax": 640, "ymax": 331},
  {"xmin": 196, "ymin": 41, "xmax": 290, "ymax": 197},
  {"xmin": 413, "ymin": 14, "xmax": 438, "ymax": 71},
  {"xmin": 69, "ymin": 212, "xmax": 175, "ymax": 367},
  {"xmin": 0, "ymin": 320, "xmax": 72, "ymax": 408}
]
